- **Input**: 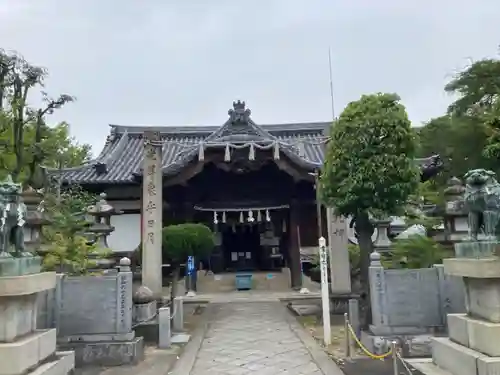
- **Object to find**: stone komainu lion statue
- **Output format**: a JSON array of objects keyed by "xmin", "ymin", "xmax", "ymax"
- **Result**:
[
  {"xmin": 463, "ymin": 169, "xmax": 500, "ymax": 241},
  {"xmin": 0, "ymin": 176, "xmax": 27, "ymax": 256}
]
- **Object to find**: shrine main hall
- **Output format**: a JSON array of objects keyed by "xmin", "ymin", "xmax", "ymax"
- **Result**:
[{"xmin": 58, "ymin": 100, "xmax": 426, "ymax": 295}]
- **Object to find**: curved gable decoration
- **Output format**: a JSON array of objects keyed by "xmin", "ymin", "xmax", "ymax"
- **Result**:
[
  {"xmin": 205, "ymin": 100, "xmax": 275, "ymax": 143},
  {"xmin": 159, "ymin": 100, "xmax": 323, "ymax": 177}
]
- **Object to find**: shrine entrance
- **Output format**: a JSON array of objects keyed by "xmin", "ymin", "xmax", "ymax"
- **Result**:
[
  {"xmin": 222, "ymin": 224, "xmax": 261, "ymax": 271},
  {"xmin": 193, "ymin": 205, "xmax": 288, "ymax": 273}
]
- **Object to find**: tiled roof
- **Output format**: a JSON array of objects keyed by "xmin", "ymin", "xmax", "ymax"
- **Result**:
[
  {"xmin": 59, "ymin": 119, "xmax": 330, "ymax": 185},
  {"xmin": 57, "ymin": 100, "xmax": 440, "ymax": 185}
]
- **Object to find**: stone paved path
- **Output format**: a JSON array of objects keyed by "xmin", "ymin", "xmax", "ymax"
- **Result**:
[{"xmin": 188, "ymin": 302, "xmax": 330, "ymax": 375}]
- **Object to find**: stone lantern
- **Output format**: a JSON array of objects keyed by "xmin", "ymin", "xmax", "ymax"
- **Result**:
[
  {"xmin": 21, "ymin": 186, "xmax": 48, "ymax": 253},
  {"xmin": 87, "ymin": 192, "xmax": 123, "ymax": 248},
  {"xmin": 442, "ymin": 177, "xmax": 467, "ymax": 243},
  {"xmin": 371, "ymin": 217, "xmax": 393, "ymax": 252},
  {"xmin": 86, "ymin": 193, "xmax": 123, "ymax": 267}
]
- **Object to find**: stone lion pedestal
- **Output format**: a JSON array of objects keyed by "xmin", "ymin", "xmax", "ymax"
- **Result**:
[
  {"xmin": 409, "ymin": 257, "xmax": 500, "ymax": 375},
  {"xmin": 0, "ymin": 272, "xmax": 75, "ymax": 375}
]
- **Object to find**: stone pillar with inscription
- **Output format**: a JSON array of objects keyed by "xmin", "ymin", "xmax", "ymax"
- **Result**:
[
  {"xmin": 326, "ymin": 208, "xmax": 352, "ymax": 294},
  {"xmin": 142, "ymin": 131, "xmax": 163, "ymax": 297}
]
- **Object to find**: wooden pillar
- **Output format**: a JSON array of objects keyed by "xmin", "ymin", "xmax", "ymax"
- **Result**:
[
  {"xmin": 289, "ymin": 201, "xmax": 302, "ymax": 289},
  {"xmin": 141, "ymin": 131, "xmax": 163, "ymax": 297}
]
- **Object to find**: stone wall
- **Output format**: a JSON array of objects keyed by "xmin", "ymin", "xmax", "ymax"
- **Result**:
[
  {"xmin": 36, "ymin": 261, "xmax": 144, "ymax": 367},
  {"xmin": 37, "ymin": 271, "xmax": 132, "ymax": 337},
  {"xmin": 369, "ymin": 256, "xmax": 465, "ymax": 335}
]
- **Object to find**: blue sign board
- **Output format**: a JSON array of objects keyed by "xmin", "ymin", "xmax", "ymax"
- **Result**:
[{"xmin": 187, "ymin": 256, "xmax": 195, "ymax": 275}]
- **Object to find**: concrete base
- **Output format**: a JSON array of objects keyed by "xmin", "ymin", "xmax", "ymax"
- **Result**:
[
  {"xmin": 58, "ymin": 336, "xmax": 144, "ymax": 367},
  {"xmin": 360, "ymin": 330, "xmax": 433, "ymax": 357},
  {"xmin": 196, "ymin": 271, "xmax": 294, "ymax": 293},
  {"xmin": 28, "ymin": 351, "xmax": 75, "ymax": 375},
  {"xmin": 0, "ymin": 256, "xmax": 42, "ymax": 277},
  {"xmin": 369, "ymin": 324, "xmax": 430, "ymax": 336},
  {"xmin": 464, "ymin": 277, "xmax": 500, "ymax": 323},
  {"xmin": 444, "ymin": 258, "xmax": 500, "ymax": 278},
  {"xmin": 171, "ymin": 333, "xmax": 190, "ymax": 344},
  {"xmin": 0, "ymin": 293, "xmax": 38, "ymax": 342},
  {"xmin": 134, "ymin": 320, "xmax": 158, "ymax": 344},
  {"xmin": 0, "ymin": 272, "xmax": 56, "ymax": 296},
  {"xmin": 432, "ymin": 336, "xmax": 500, "ymax": 375},
  {"xmin": 448, "ymin": 313, "xmax": 500, "ymax": 356},
  {"xmin": 0, "ymin": 329, "xmax": 57, "ymax": 375},
  {"xmin": 58, "ymin": 332, "xmax": 136, "ymax": 343},
  {"xmin": 454, "ymin": 240, "xmax": 500, "ymax": 258}
]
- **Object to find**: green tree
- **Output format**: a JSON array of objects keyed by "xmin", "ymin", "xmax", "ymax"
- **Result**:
[
  {"xmin": 41, "ymin": 187, "xmax": 104, "ymax": 275},
  {"xmin": 443, "ymin": 56, "xmax": 500, "ymax": 160},
  {"xmin": 161, "ymin": 223, "xmax": 214, "ymax": 301},
  {"xmin": 445, "ymin": 58, "xmax": 500, "ymax": 117},
  {"xmin": 416, "ymin": 115, "xmax": 499, "ymax": 185},
  {"xmin": 0, "ymin": 49, "xmax": 88, "ymax": 185},
  {"xmin": 388, "ymin": 236, "xmax": 447, "ymax": 269},
  {"xmin": 320, "ymin": 93, "xmax": 419, "ymax": 326},
  {"xmin": 483, "ymin": 98, "xmax": 500, "ymax": 159},
  {"xmin": 0, "ymin": 121, "xmax": 92, "ymax": 182}
]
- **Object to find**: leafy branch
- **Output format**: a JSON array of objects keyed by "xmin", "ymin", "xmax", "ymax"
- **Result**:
[{"xmin": 40, "ymin": 186, "xmax": 106, "ymax": 275}]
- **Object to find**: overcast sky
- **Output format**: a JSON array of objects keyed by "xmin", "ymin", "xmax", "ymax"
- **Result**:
[{"xmin": 1, "ymin": 0, "xmax": 499, "ymax": 155}]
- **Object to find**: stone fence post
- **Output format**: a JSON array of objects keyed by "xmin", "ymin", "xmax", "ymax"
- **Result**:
[
  {"xmin": 368, "ymin": 251, "xmax": 388, "ymax": 330},
  {"xmin": 117, "ymin": 257, "xmax": 133, "ymax": 334}
]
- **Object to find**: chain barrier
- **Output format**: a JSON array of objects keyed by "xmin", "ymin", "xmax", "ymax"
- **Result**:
[
  {"xmin": 345, "ymin": 322, "xmax": 393, "ymax": 359},
  {"xmin": 131, "ymin": 297, "xmax": 179, "ymax": 329},
  {"xmin": 343, "ymin": 314, "xmax": 414, "ymax": 375},
  {"xmin": 395, "ymin": 350, "xmax": 414, "ymax": 375}
]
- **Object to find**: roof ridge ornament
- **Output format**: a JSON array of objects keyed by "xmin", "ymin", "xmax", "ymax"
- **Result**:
[{"xmin": 228, "ymin": 100, "xmax": 251, "ymax": 125}]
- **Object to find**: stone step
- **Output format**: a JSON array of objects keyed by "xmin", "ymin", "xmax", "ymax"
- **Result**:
[
  {"xmin": 432, "ymin": 336, "xmax": 500, "ymax": 375},
  {"xmin": 0, "ymin": 329, "xmax": 57, "ymax": 375},
  {"xmin": 448, "ymin": 313, "xmax": 500, "ymax": 356},
  {"xmin": 405, "ymin": 358, "xmax": 454, "ymax": 375},
  {"xmin": 196, "ymin": 272, "xmax": 291, "ymax": 293},
  {"xmin": 29, "ymin": 351, "xmax": 75, "ymax": 375}
]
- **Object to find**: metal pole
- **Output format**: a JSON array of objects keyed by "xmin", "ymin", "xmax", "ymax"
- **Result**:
[
  {"xmin": 328, "ymin": 48, "xmax": 336, "ymax": 121},
  {"xmin": 391, "ymin": 341, "xmax": 398, "ymax": 375},
  {"xmin": 344, "ymin": 312, "xmax": 351, "ymax": 359}
]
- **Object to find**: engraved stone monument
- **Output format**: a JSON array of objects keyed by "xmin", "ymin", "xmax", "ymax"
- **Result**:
[
  {"xmin": 56, "ymin": 257, "xmax": 144, "ymax": 367},
  {"xmin": 327, "ymin": 210, "xmax": 352, "ymax": 294},
  {"xmin": 408, "ymin": 168, "xmax": 500, "ymax": 374},
  {"xmin": 0, "ymin": 176, "xmax": 75, "ymax": 375},
  {"xmin": 141, "ymin": 131, "xmax": 163, "ymax": 297}
]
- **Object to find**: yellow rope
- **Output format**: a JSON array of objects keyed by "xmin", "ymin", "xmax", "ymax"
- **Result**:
[{"xmin": 346, "ymin": 323, "xmax": 393, "ymax": 360}]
